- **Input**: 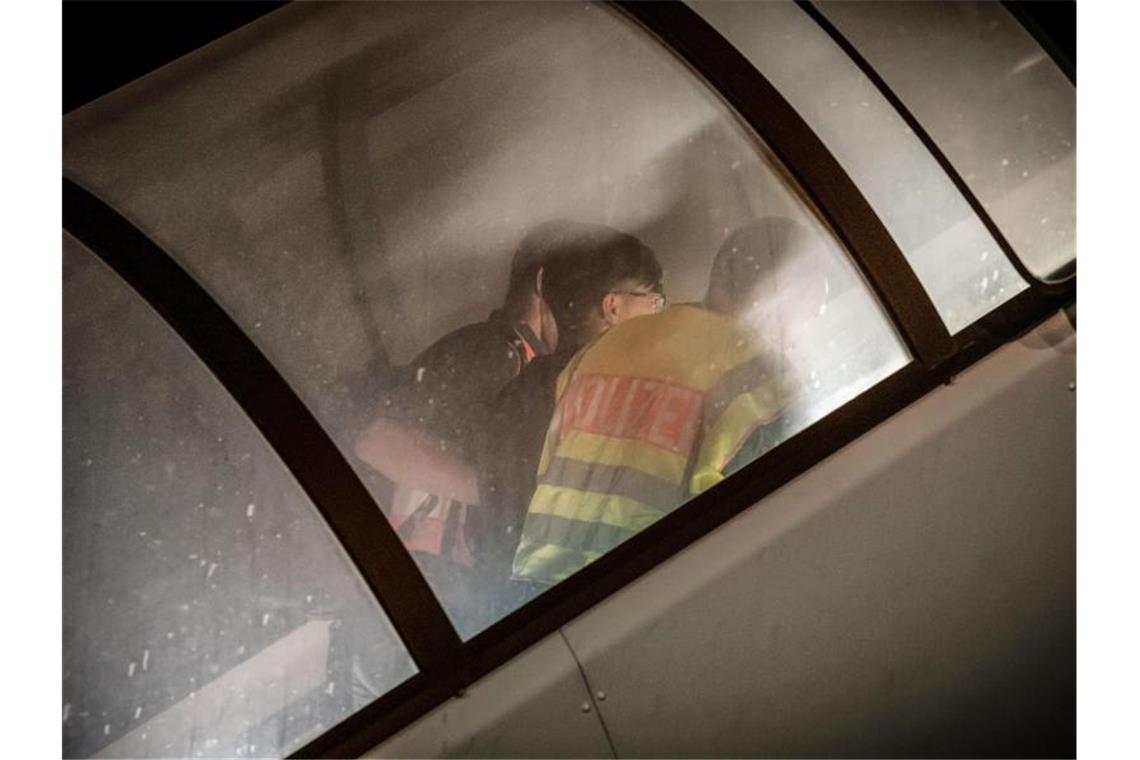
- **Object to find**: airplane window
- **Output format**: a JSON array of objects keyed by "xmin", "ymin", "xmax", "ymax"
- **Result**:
[
  {"xmin": 62, "ymin": 233, "xmax": 415, "ymax": 758},
  {"xmin": 689, "ymin": 0, "xmax": 1030, "ymax": 333},
  {"xmin": 62, "ymin": 1, "xmax": 906, "ymax": 639},
  {"xmin": 816, "ymin": 0, "xmax": 1075, "ymax": 284}
]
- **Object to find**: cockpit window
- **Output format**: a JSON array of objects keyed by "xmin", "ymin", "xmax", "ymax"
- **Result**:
[
  {"xmin": 62, "ymin": 233, "xmax": 415, "ymax": 758},
  {"xmin": 817, "ymin": 0, "xmax": 1075, "ymax": 284},
  {"xmin": 690, "ymin": 0, "xmax": 1033, "ymax": 333},
  {"xmin": 63, "ymin": 1, "xmax": 908, "ymax": 639}
]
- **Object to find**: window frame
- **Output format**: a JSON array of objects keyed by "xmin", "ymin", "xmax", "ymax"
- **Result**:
[
  {"xmin": 61, "ymin": 180, "xmax": 463, "ymax": 675},
  {"xmin": 60, "ymin": 2, "xmax": 1076, "ymax": 757},
  {"xmin": 798, "ymin": 0, "xmax": 1076, "ymax": 290}
]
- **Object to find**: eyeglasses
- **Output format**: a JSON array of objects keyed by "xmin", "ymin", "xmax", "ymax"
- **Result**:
[{"xmin": 611, "ymin": 289, "xmax": 667, "ymax": 311}]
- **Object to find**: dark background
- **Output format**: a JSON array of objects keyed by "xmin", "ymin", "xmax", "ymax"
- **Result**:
[
  {"xmin": 63, "ymin": 1, "xmax": 1075, "ymax": 115},
  {"xmin": 63, "ymin": 1, "xmax": 287, "ymax": 114}
]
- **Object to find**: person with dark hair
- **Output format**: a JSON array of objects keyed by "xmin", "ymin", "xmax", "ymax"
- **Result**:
[
  {"xmin": 473, "ymin": 225, "xmax": 664, "ymax": 605},
  {"xmin": 354, "ymin": 221, "xmax": 663, "ymax": 633},
  {"xmin": 537, "ymin": 224, "xmax": 665, "ymax": 352},
  {"xmin": 351, "ymin": 223, "xmax": 566, "ymax": 632},
  {"xmin": 512, "ymin": 217, "xmax": 805, "ymax": 587}
]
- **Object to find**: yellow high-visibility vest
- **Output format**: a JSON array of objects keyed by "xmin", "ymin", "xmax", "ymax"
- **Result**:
[{"xmin": 513, "ymin": 305, "xmax": 794, "ymax": 584}]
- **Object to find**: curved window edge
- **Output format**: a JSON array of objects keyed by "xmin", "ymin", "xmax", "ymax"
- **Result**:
[
  {"xmin": 1002, "ymin": 0, "xmax": 1076, "ymax": 85},
  {"xmin": 799, "ymin": 0, "xmax": 1075, "ymax": 293},
  {"xmin": 61, "ymin": 177, "xmax": 464, "ymax": 679}
]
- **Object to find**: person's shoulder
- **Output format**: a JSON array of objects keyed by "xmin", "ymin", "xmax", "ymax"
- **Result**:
[
  {"xmin": 415, "ymin": 317, "xmax": 519, "ymax": 365},
  {"xmin": 431, "ymin": 317, "xmax": 509, "ymax": 348},
  {"xmin": 585, "ymin": 304, "xmax": 707, "ymax": 356},
  {"xmin": 511, "ymin": 351, "xmax": 573, "ymax": 394},
  {"xmin": 664, "ymin": 304, "xmax": 748, "ymax": 344},
  {"xmin": 627, "ymin": 303, "xmax": 710, "ymax": 332}
]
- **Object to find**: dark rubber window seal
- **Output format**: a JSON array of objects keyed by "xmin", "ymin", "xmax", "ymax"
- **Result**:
[
  {"xmin": 62, "ymin": 177, "xmax": 464, "ymax": 678},
  {"xmin": 798, "ymin": 0, "xmax": 1076, "ymax": 291}
]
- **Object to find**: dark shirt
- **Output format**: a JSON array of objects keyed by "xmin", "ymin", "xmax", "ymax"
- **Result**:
[
  {"xmin": 375, "ymin": 310, "xmax": 546, "ymax": 571},
  {"xmin": 475, "ymin": 349, "xmax": 576, "ymax": 570},
  {"xmin": 382, "ymin": 310, "xmax": 535, "ymax": 464}
]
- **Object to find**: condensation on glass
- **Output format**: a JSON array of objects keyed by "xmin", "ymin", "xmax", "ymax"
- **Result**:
[
  {"xmin": 62, "ymin": 234, "xmax": 415, "ymax": 758},
  {"xmin": 690, "ymin": 0, "xmax": 1030, "ymax": 334},
  {"xmin": 63, "ymin": 1, "xmax": 907, "ymax": 638},
  {"xmin": 817, "ymin": 0, "xmax": 1075, "ymax": 283}
]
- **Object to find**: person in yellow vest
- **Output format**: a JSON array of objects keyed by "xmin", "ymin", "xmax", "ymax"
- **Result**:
[
  {"xmin": 354, "ymin": 221, "xmax": 663, "ymax": 634},
  {"xmin": 513, "ymin": 217, "xmax": 809, "ymax": 586}
]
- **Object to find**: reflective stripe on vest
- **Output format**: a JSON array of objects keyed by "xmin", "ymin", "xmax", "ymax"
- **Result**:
[{"xmin": 513, "ymin": 305, "xmax": 794, "ymax": 584}]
